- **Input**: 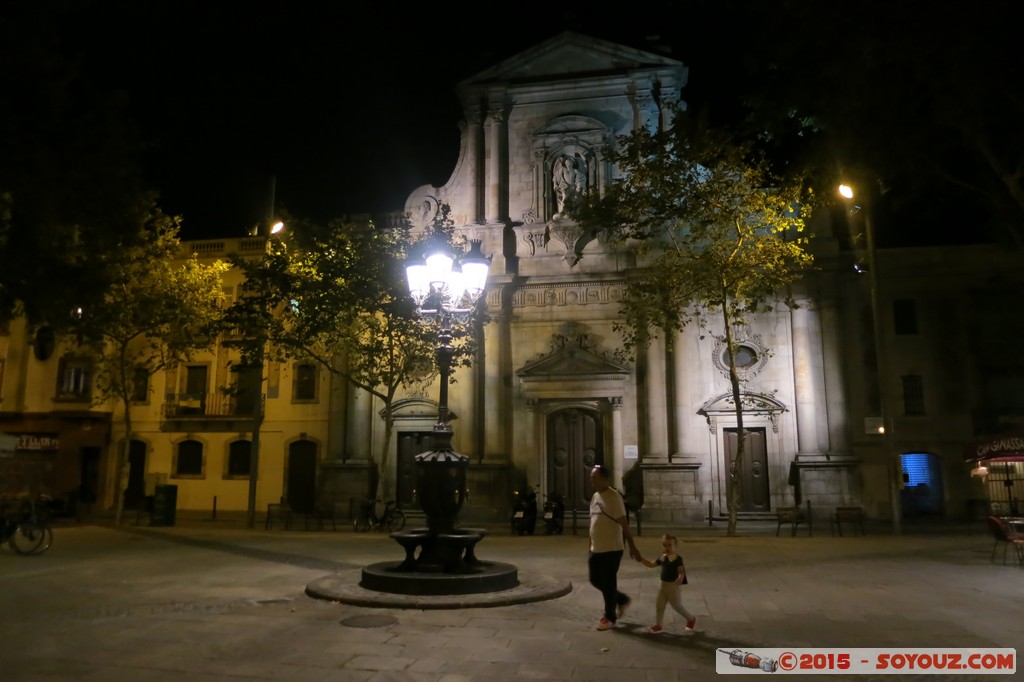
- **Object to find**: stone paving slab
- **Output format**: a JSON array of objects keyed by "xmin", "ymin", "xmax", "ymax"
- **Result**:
[{"xmin": 0, "ymin": 520, "xmax": 1021, "ymax": 681}]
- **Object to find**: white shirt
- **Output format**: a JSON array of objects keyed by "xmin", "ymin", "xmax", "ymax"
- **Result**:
[{"xmin": 589, "ymin": 487, "xmax": 626, "ymax": 553}]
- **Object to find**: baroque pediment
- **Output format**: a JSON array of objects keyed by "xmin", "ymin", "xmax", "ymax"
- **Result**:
[
  {"xmin": 459, "ymin": 31, "xmax": 685, "ymax": 87},
  {"xmin": 517, "ymin": 331, "xmax": 630, "ymax": 382}
]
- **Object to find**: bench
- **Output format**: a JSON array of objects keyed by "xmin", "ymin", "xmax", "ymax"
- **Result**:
[
  {"xmin": 776, "ymin": 505, "xmax": 811, "ymax": 536},
  {"xmin": 831, "ymin": 506, "xmax": 866, "ymax": 536}
]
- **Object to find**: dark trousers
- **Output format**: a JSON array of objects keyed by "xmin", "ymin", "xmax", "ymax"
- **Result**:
[{"xmin": 588, "ymin": 549, "xmax": 628, "ymax": 622}]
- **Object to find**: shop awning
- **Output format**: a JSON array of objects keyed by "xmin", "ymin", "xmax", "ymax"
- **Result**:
[{"xmin": 965, "ymin": 432, "xmax": 1024, "ymax": 463}]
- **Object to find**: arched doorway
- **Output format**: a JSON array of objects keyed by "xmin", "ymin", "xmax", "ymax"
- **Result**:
[
  {"xmin": 546, "ymin": 408, "xmax": 602, "ymax": 515},
  {"xmin": 287, "ymin": 440, "xmax": 317, "ymax": 514}
]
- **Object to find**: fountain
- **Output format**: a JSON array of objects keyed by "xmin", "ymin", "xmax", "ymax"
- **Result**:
[{"xmin": 358, "ymin": 238, "xmax": 517, "ymax": 596}]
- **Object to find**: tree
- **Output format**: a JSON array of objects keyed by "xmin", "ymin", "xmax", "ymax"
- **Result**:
[
  {"xmin": 229, "ymin": 205, "xmax": 481, "ymax": 501},
  {"xmin": 579, "ymin": 111, "xmax": 815, "ymax": 536},
  {"xmin": 71, "ymin": 209, "xmax": 227, "ymax": 525}
]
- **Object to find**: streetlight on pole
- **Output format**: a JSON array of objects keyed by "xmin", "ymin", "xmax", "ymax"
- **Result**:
[
  {"xmin": 839, "ymin": 182, "xmax": 902, "ymax": 535},
  {"xmin": 245, "ymin": 211, "xmax": 285, "ymax": 529},
  {"xmin": 404, "ymin": 237, "xmax": 489, "ymax": 537}
]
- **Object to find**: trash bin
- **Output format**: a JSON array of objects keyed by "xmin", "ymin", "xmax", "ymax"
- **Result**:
[{"xmin": 150, "ymin": 484, "xmax": 178, "ymax": 526}]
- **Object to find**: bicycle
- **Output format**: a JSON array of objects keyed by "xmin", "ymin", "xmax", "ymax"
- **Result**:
[
  {"xmin": 353, "ymin": 499, "xmax": 406, "ymax": 533},
  {"xmin": 1, "ymin": 499, "xmax": 53, "ymax": 555}
]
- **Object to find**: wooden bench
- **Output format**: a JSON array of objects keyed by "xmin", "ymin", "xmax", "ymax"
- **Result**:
[
  {"xmin": 776, "ymin": 505, "xmax": 811, "ymax": 536},
  {"xmin": 831, "ymin": 506, "xmax": 866, "ymax": 536}
]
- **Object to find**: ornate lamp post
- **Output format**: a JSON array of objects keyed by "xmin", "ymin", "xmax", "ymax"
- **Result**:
[
  {"xmin": 404, "ymin": 238, "xmax": 490, "ymax": 536},
  {"xmin": 356, "ymin": 237, "xmax": 517, "ymax": 594}
]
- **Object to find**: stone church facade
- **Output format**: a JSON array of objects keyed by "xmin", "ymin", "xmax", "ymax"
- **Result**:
[
  {"xmin": 388, "ymin": 32, "xmax": 861, "ymax": 525},
  {"xmin": 3, "ymin": 32, "xmax": 1019, "ymax": 526}
]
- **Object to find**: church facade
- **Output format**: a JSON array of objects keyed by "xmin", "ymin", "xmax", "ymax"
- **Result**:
[{"xmin": 2, "ymin": 32, "xmax": 1019, "ymax": 526}]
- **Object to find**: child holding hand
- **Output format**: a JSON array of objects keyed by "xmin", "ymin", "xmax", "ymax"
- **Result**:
[{"xmin": 639, "ymin": 533, "xmax": 696, "ymax": 634}]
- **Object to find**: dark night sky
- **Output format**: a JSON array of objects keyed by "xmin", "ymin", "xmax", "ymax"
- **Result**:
[
  {"xmin": 21, "ymin": 2, "xmax": 1009, "ymax": 245},
  {"xmin": 52, "ymin": 1, "xmax": 740, "ymax": 240}
]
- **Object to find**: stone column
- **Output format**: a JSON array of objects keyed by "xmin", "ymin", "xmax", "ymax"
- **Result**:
[
  {"xmin": 463, "ymin": 105, "xmax": 486, "ymax": 224},
  {"xmin": 345, "ymin": 382, "xmax": 373, "ymax": 461},
  {"xmin": 327, "ymin": 366, "xmax": 347, "ymax": 460},
  {"xmin": 484, "ymin": 107, "xmax": 506, "ymax": 224},
  {"xmin": 645, "ymin": 334, "xmax": 669, "ymax": 458},
  {"xmin": 791, "ymin": 300, "xmax": 825, "ymax": 455},
  {"xmin": 820, "ymin": 295, "xmax": 849, "ymax": 452},
  {"xmin": 610, "ymin": 397, "xmax": 625, "ymax": 489},
  {"xmin": 483, "ymin": 306, "xmax": 507, "ymax": 457},
  {"xmin": 664, "ymin": 334, "xmax": 679, "ymax": 459}
]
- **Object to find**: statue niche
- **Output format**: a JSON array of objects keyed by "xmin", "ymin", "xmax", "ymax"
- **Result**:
[{"xmin": 551, "ymin": 153, "xmax": 587, "ymax": 220}]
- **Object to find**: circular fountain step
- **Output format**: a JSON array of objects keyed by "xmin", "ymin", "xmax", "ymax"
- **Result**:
[{"xmin": 359, "ymin": 560, "xmax": 519, "ymax": 596}]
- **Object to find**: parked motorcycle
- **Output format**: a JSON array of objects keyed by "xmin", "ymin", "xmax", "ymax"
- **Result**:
[
  {"xmin": 510, "ymin": 488, "xmax": 538, "ymax": 535},
  {"xmin": 542, "ymin": 491, "xmax": 565, "ymax": 535}
]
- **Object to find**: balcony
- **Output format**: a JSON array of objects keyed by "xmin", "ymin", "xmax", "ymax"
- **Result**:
[{"xmin": 161, "ymin": 392, "xmax": 264, "ymax": 432}]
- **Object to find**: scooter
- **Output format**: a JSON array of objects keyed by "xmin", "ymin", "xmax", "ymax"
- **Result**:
[
  {"xmin": 542, "ymin": 491, "xmax": 565, "ymax": 535},
  {"xmin": 510, "ymin": 488, "xmax": 538, "ymax": 535}
]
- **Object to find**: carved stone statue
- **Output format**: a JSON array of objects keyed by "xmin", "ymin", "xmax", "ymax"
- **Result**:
[{"xmin": 552, "ymin": 155, "xmax": 586, "ymax": 219}]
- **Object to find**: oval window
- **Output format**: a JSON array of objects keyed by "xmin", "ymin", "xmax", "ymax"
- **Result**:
[{"xmin": 724, "ymin": 344, "xmax": 758, "ymax": 369}]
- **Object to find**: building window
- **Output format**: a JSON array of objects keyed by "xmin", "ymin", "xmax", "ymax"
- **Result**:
[
  {"xmin": 56, "ymin": 356, "xmax": 92, "ymax": 401},
  {"xmin": 292, "ymin": 362, "xmax": 318, "ymax": 402},
  {"xmin": 131, "ymin": 367, "xmax": 150, "ymax": 403},
  {"xmin": 729, "ymin": 344, "xmax": 759, "ymax": 369},
  {"xmin": 902, "ymin": 374, "xmax": 925, "ymax": 415},
  {"xmin": 227, "ymin": 440, "xmax": 251, "ymax": 478},
  {"xmin": 174, "ymin": 439, "xmax": 204, "ymax": 477},
  {"xmin": 893, "ymin": 299, "xmax": 918, "ymax": 335}
]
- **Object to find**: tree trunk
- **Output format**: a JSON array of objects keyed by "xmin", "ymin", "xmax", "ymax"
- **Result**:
[
  {"xmin": 722, "ymin": 304, "xmax": 746, "ymax": 537},
  {"xmin": 113, "ymin": 395, "xmax": 133, "ymax": 526},
  {"xmin": 375, "ymin": 407, "xmax": 395, "ymax": 501}
]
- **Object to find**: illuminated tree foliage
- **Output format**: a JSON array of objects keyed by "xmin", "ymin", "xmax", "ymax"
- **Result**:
[
  {"xmin": 230, "ymin": 206, "xmax": 481, "ymax": 500},
  {"xmin": 71, "ymin": 212, "xmax": 228, "ymax": 525},
  {"xmin": 579, "ymin": 111, "xmax": 815, "ymax": 536}
]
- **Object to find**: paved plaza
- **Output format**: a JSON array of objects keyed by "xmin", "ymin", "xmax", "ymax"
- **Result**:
[{"xmin": 0, "ymin": 515, "xmax": 1020, "ymax": 681}]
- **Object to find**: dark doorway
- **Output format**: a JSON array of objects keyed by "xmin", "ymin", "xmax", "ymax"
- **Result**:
[
  {"xmin": 547, "ymin": 408, "xmax": 602, "ymax": 515},
  {"xmin": 124, "ymin": 440, "xmax": 147, "ymax": 510},
  {"xmin": 724, "ymin": 428, "xmax": 769, "ymax": 512},
  {"xmin": 287, "ymin": 440, "xmax": 317, "ymax": 514},
  {"xmin": 397, "ymin": 432, "xmax": 435, "ymax": 509}
]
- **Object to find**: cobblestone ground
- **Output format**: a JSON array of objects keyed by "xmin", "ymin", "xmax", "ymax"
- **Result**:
[{"xmin": 0, "ymin": 520, "xmax": 1020, "ymax": 681}]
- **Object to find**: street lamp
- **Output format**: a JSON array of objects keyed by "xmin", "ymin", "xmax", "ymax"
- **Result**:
[
  {"xmin": 245, "ymin": 219, "xmax": 285, "ymax": 529},
  {"xmin": 838, "ymin": 182, "xmax": 902, "ymax": 535},
  {"xmin": 404, "ymin": 238, "xmax": 489, "ymax": 536}
]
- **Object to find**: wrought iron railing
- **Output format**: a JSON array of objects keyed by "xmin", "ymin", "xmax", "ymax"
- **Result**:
[{"xmin": 162, "ymin": 392, "xmax": 264, "ymax": 419}]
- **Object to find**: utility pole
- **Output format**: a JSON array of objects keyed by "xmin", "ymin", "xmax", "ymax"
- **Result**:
[{"xmin": 246, "ymin": 176, "xmax": 278, "ymax": 529}]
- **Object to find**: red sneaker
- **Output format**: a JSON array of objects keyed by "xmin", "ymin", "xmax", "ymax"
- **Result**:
[
  {"xmin": 648, "ymin": 624, "xmax": 664, "ymax": 634},
  {"xmin": 685, "ymin": 617, "xmax": 697, "ymax": 632},
  {"xmin": 597, "ymin": 617, "xmax": 614, "ymax": 631}
]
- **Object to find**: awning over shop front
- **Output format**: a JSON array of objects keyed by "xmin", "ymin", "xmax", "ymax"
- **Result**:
[{"xmin": 965, "ymin": 432, "xmax": 1024, "ymax": 463}]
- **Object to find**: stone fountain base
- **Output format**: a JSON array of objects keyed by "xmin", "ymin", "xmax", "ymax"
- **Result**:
[
  {"xmin": 360, "ymin": 559, "xmax": 519, "ymax": 596},
  {"xmin": 357, "ymin": 527, "xmax": 519, "ymax": 596}
]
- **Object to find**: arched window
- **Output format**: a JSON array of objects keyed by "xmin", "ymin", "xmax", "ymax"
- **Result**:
[
  {"xmin": 175, "ymin": 439, "xmax": 204, "ymax": 477},
  {"xmin": 227, "ymin": 440, "xmax": 251, "ymax": 478}
]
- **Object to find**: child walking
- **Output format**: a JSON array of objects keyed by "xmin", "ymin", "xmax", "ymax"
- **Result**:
[{"xmin": 639, "ymin": 533, "xmax": 696, "ymax": 634}]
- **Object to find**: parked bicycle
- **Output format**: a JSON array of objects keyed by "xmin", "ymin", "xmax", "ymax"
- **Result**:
[
  {"xmin": 1, "ymin": 498, "xmax": 53, "ymax": 555},
  {"xmin": 353, "ymin": 499, "xmax": 406, "ymax": 533}
]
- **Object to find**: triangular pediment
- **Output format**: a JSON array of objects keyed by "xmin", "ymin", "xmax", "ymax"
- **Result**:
[
  {"xmin": 517, "ymin": 335, "xmax": 630, "ymax": 382},
  {"xmin": 459, "ymin": 31, "xmax": 685, "ymax": 87}
]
